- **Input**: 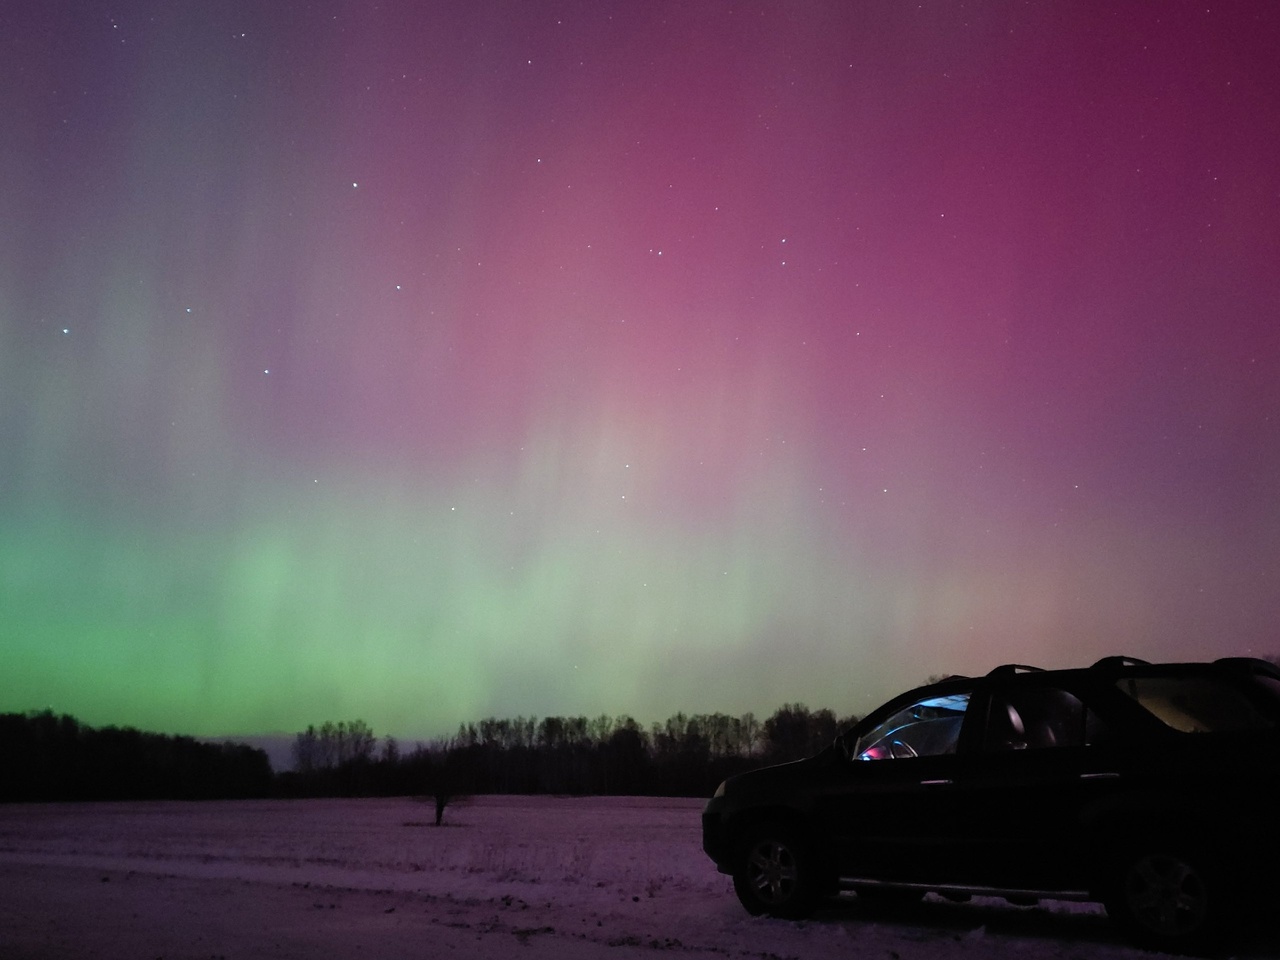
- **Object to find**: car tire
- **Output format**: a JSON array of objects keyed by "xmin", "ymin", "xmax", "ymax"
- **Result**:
[
  {"xmin": 1104, "ymin": 850, "xmax": 1227, "ymax": 954},
  {"xmin": 732, "ymin": 824, "xmax": 822, "ymax": 919}
]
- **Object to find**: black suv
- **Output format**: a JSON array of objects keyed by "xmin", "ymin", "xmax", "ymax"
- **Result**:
[{"xmin": 702, "ymin": 657, "xmax": 1280, "ymax": 951}]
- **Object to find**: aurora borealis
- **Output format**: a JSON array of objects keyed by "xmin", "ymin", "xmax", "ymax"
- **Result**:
[{"xmin": 3, "ymin": 2, "xmax": 1279, "ymax": 741}]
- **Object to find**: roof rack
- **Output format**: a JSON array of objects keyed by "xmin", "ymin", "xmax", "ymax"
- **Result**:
[
  {"xmin": 1214, "ymin": 656, "xmax": 1280, "ymax": 676},
  {"xmin": 1091, "ymin": 656, "xmax": 1150, "ymax": 670},
  {"xmin": 986, "ymin": 663, "xmax": 1045, "ymax": 677}
]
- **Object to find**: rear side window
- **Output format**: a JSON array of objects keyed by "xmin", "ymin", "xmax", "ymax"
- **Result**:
[
  {"xmin": 981, "ymin": 686, "xmax": 1105, "ymax": 752},
  {"xmin": 1115, "ymin": 676, "xmax": 1274, "ymax": 732}
]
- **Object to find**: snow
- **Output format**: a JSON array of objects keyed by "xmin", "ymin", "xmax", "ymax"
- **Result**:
[{"xmin": 0, "ymin": 795, "xmax": 1274, "ymax": 959}]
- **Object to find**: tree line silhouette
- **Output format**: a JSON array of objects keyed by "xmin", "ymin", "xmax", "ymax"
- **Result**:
[
  {"xmin": 0, "ymin": 710, "xmax": 273, "ymax": 802},
  {"xmin": 277, "ymin": 705, "xmax": 861, "ymax": 801},
  {"xmin": 1, "ymin": 705, "xmax": 856, "ymax": 803}
]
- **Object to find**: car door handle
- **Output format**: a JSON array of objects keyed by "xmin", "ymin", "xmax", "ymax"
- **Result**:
[
  {"xmin": 920, "ymin": 779, "xmax": 953, "ymax": 786},
  {"xmin": 1079, "ymin": 772, "xmax": 1120, "ymax": 780}
]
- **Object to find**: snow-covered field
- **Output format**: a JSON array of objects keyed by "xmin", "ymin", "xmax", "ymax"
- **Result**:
[{"xmin": 0, "ymin": 795, "xmax": 1275, "ymax": 959}]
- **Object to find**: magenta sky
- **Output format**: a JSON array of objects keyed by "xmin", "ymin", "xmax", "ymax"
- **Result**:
[{"xmin": 3, "ymin": 2, "xmax": 1279, "ymax": 739}]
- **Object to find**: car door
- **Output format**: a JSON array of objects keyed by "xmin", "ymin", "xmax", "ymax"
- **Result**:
[
  {"xmin": 816, "ymin": 688, "xmax": 974, "ymax": 883},
  {"xmin": 948, "ymin": 678, "xmax": 1124, "ymax": 891}
]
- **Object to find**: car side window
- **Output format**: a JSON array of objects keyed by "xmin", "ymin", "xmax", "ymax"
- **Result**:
[
  {"xmin": 1115, "ymin": 676, "xmax": 1274, "ymax": 732},
  {"xmin": 855, "ymin": 693, "xmax": 970, "ymax": 760},
  {"xmin": 982, "ymin": 686, "xmax": 1100, "ymax": 752}
]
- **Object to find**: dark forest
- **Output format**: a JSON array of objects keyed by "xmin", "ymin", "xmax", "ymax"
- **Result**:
[{"xmin": 1, "ymin": 706, "xmax": 857, "ymax": 803}]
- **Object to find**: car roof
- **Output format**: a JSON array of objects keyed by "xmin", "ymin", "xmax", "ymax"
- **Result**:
[
  {"xmin": 862, "ymin": 657, "xmax": 1279, "ymax": 721},
  {"xmin": 917, "ymin": 656, "xmax": 1280, "ymax": 691}
]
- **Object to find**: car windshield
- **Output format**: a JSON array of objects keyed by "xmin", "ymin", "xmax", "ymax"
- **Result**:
[
  {"xmin": 1115, "ymin": 675, "xmax": 1276, "ymax": 733},
  {"xmin": 854, "ymin": 693, "xmax": 970, "ymax": 760}
]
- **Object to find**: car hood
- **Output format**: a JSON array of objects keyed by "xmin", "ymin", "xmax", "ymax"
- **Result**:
[{"xmin": 722, "ymin": 750, "xmax": 835, "ymax": 798}]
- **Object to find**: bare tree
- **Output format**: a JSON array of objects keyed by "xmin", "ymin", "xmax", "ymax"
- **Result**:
[
  {"xmin": 381, "ymin": 735, "xmax": 400, "ymax": 765},
  {"xmin": 343, "ymin": 719, "xmax": 376, "ymax": 764},
  {"xmin": 292, "ymin": 725, "xmax": 319, "ymax": 773}
]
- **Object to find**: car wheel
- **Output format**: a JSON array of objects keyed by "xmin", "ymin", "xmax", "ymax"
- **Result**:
[
  {"xmin": 732, "ymin": 825, "xmax": 821, "ymax": 919},
  {"xmin": 1105, "ymin": 850, "xmax": 1223, "ymax": 953}
]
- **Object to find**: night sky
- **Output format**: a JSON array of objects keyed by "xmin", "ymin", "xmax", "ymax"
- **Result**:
[{"xmin": 4, "ymin": 1, "xmax": 1279, "ymax": 740}]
